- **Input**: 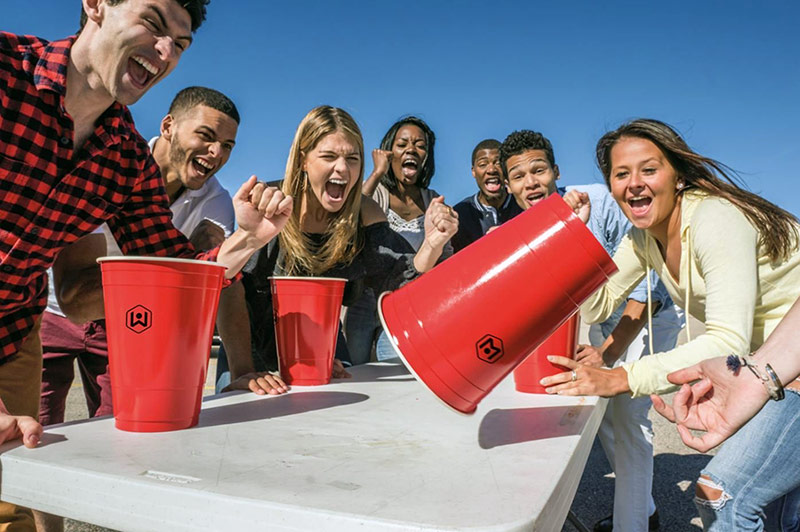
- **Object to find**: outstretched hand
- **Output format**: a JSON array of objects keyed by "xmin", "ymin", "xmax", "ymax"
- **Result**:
[
  {"xmin": 651, "ymin": 356, "xmax": 770, "ymax": 452},
  {"xmin": 423, "ymin": 196, "xmax": 459, "ymax": 251},
  {"xmin": 233, "ymin": 176, "xmax": 293, "ymax": 246}
]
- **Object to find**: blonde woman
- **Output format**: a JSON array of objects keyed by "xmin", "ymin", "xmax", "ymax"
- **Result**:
[{"xmin": 219, "ymin": 106, "xmax": 458, "ymax": 394}]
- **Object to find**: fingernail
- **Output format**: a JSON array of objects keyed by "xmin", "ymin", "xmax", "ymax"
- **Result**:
[
  {"xmin": 539, "ymin": 378, "xmax": 548, "ymax": 385},
  {"xmin": 546, "ymin": 356, "xmax": 554, "ymax": 361}
]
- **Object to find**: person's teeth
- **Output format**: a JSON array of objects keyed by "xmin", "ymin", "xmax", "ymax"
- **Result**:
[
  {"xmin": 329, "ymin": 178, "xmax": 347, "ymax": 185},
  {"xmin": 195, "ymin": 158, "xmax": 212, "ymax": 169},
  {"xmin": 132, "ymin": 56, "xmax": 159, "ymax": 76}
]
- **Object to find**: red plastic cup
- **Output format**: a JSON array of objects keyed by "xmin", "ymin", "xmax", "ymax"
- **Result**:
[
  {"xmin": 514, "ymin": 313, "xmax": 581, "ymax": 393},
  {"xmin": 98, "ymin": 256, "xmax": 226, "ymax": 432},
  {"xmin": 378, "ymin": 194, "xmax": 617, "ymax": 414},
  {"xmin": 269, "ymin": 277, "xmax": 346, "ymax": 385}
]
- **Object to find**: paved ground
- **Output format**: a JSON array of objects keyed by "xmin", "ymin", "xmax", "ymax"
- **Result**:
[{"xmin": 60, "ymin": 322, "xmax": 711, "ymax": 531}]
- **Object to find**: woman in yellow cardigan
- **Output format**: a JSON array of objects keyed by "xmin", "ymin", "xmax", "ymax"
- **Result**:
[{"xmin": 541, "ymin": 119, "xmax": 800, "ymax": 530}]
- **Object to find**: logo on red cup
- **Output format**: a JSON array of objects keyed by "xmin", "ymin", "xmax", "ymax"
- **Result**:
[
  {"xmin": 476, "ymin": 334, "xmax": 503, "ymax": 363},
  {"xmin": 126, "ymin": 305, "xmax": 152, "ymax": 333}
]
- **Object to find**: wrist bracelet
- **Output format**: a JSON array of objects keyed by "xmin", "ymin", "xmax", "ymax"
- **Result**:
[{"xmin": 725, "ymin": 354, "xmax": 785, "ymax": 401}]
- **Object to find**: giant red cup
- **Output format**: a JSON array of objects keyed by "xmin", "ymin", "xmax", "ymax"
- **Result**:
[
  {"xmin": 269, "ymin": 277, "xmax": 346, "ymax": 385},
  {"xmin": 98, "ymin": 256, "xmax": 226, "ymax": 432},
  {"xmin": 514, "ymin": 313, "xmax": 581, "ymax": 394},
  {"xmin": 378, "ymin": 194, "xmax": 617, "ymax": 414}
]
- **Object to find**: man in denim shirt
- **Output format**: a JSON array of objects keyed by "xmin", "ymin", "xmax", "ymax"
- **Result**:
[{"xmin": 500, "ymin": 130, "xmax": 683, "ymax": 532}]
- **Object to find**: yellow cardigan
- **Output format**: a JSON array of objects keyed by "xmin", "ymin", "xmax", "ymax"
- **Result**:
[{"xmin": 580, "ymin": 190, "xmax": 800, "ymax": 396}]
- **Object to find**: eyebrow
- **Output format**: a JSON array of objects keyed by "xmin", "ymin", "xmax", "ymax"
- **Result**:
[
  {"xmin": 508, "ymin": 158, "xmax": 547, "ymax": 173},
  {"xmin": 149, "ymin": 4, "xmax": 193, "ymax": 46},
  {"xmin": 196, "ymin": 125, "xmax": 236, "ymax": 145},
  {"xmin": 319, "ymin": 149, "xmax": 360, "ymax": 156}
]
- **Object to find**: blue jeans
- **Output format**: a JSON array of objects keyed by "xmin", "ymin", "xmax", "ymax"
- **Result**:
[
  {"xmin": 697, "ymin": 388, "xmax": 800, "ymax": 531},
  {"xmin": 343, "ymin": 289, "xmax": 379, "ymax": 366}
]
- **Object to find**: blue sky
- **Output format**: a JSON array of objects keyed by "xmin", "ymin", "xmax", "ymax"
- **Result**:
[{"xmin": 6, "ymin": 1, "xmax": 799, "ymax": 216}]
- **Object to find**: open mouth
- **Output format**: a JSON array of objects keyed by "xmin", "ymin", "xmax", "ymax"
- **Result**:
[
  {"xmin": 325, "ymin": 178, "xmax": 348, "ymax": 202},
  {"xmin": 191, "ymin": 157, "xmax": 213, "ymax": 178},
  {"xmin": 484, "ymin": 177, "xmax": 502, "ymax": 193},
  {"xmin": 401, "ymin": 157, "xmax": 419, "ymax": 178},
  {"xmin": 525, "ymin": 190, "xmax": 546, "ymax": 205},
  {"xmin": 628, "ymin": 196, "xmax": 653, "ymax": 216},
  {"xmin": 128, "ymin": 55, "xmax": 159, "ymax": 89}
]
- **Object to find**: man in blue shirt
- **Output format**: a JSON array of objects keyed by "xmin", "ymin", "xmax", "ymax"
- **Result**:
[
  {"xmin": 500, "ymin": 130, "xmax": 683, "ymax": 532},
  {"xmin": 451, "ymin": 139, "xmax": 522, "ymax": 252}
]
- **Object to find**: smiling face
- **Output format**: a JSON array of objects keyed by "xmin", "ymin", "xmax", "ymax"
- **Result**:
[
  {"xmin": 162, "ymin": 105, "xmax": 238, "ymax": 190},
  {"xmin": 472, "ymin": 148, "xmax": 505, "ymax": 202},
  {"xmin": 389, "ymin": 124, "xmax": 428, "ymax": 187},
  {"xmin": 303, "ymin": 130, "xmax": 362, "ymax": 213},
  {"xmin": 504, "ymin": 149, "xmax": 560, "ymax": 210},
  {"xmin": 88, "ymin": 0, "xmax": 193, "ymax": 105},
  {"xmin": 608, "ymin": 137, "xmax": 682, "ymax": 233}
]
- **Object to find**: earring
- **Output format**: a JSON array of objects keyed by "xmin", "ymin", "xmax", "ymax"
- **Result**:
[{"xmin": 676, "ymin": 181, "xmax": 684, "ymax": 190}]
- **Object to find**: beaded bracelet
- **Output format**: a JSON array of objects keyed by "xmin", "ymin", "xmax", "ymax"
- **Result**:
[{"xmin": 726, "ymin": 354, "xmax": 785, "ymax": 401}]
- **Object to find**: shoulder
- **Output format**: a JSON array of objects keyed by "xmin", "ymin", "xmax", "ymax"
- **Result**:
[
  {"xmin": 686, "ymin": 191, "xmax": 757, "ymax": 245},
  {"xmin": 199, "ymin": 176, "xmax": 232, "ymax": 200},
  {"xmin": 0, "ymin": 32, "xmax": 44, "ymax": 54},
  {"xmin": 689, "ymin": 192, "xmax": 745, "ymax": 222},
  {"xmin": 361, "ymin": 195, "xmax": 388, "ymax": 226},
  {"xmin": 454, "ymin": 194, "xmax": 476, "ymax": 213},
  {"xmin": 421, "ymin": 187, "xmax": 442, "ymax": 206}
]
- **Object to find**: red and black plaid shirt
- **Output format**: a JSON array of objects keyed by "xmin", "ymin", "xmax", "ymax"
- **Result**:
[{"xmin": 0, "ymin": 32, "xmax": 218, "ymax": 360}]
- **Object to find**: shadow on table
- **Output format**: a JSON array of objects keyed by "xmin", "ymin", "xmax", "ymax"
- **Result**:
[
  {"xmin": 198, "ymin": 391, "xmax": 369, "ymax": 428},
  {"xmin": 479, "ymin": 405, "xmax": 594, "ymax": 449},
  {"xmin": 345, "ymin": 362, "xmax": 415, "ymax": 383}
]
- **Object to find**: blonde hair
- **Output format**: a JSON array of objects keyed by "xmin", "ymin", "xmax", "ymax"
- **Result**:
[{"xmin": 279, "ymin": 106, "xmax": 364, "ymax": 275}]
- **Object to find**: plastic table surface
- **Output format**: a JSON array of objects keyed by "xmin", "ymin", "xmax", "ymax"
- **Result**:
[{"xmin": 0, "ymin": 361, "xmax": 607, "ymax": 532}]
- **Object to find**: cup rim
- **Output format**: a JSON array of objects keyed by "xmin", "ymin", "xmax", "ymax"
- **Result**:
[
  {"xmin": 268, "ymin": 276, "xmax": 347, "ymax": 283},
  {"xmin": 96, "ymin": 256, "xmax": 228, "ymax": 269}
]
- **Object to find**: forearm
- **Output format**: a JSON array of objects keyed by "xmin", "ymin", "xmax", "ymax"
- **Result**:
[
  {"xmin": 215, "ymin": 281, "xmax": 255, "ymax": 378},
  {"xmin": 412, "ymin": 240, "xmax": 444, "ymax": 273},
  {"xmin": 600, "ymin": 299, "xmax": 652, "ymax": 366},
  {"xmin": 216, "ymin": 228, "xmax": 269, "ymax": 279},
  {"xmin": 362, "ymin": 171, "xmax": 383, "ymax": 197},
  {"xmin": 752, "ymin": 296, "xmax": 800, "ymax": 385}
]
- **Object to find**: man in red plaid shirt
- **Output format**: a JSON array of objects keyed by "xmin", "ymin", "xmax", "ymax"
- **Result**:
[{"xmin": 0, "ymin": 1, "xmax": 292, "ymax": 527}]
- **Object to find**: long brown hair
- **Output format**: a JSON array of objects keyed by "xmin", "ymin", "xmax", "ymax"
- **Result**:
[
  {"xmin": 596, "ymin": 119, "xmax": 798, "ymax": 262},
  {"xmin": 279, "ymin": 106, "xmax": 364, "ymax": 276}
]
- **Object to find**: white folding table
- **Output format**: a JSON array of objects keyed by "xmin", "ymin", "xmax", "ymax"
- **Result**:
[{"xmin": 0, "ymin": 361, "xmax": 606, "ymax": 531}]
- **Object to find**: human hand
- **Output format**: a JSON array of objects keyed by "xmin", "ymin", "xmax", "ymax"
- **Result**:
[
  {"xmin": 371, "ymin": 149, "xmax": 393, "ymax": 178},
  {"xmin": 574, "ymin": 344, "xmax": 605, "ymax": 368},
  {"xmin": 539, "ymin": 356, "xmax": 629, "ymax": 397},
  {"xmin": 0, "ymin": 406, "xmax": 42, "ymax": 449},
  {"xmin": 332, "ymin": 359, "xmax": 352, "ymax": 379},
  {"xmin": 562, "ymin": 190, "xmax": 591, "ymax": 224},
  {"xmin": 423, "ymin": 196, "xmax": 459, "ymax": 250},
  {"xmin": 651, "ymin": 356, "xmax": 770, "ymax": 452},
  {"xmin": 233, "ymin": 176, "xmax": 293, "ymax": 246},
  {"xmin": 223, "ymin": 371, "xmax": 290, "ymax": 396}
]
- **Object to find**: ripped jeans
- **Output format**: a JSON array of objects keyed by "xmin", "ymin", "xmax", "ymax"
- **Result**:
[{"xmin": 697, "ymin": 388, "xmax": 800, "ymax": 531}]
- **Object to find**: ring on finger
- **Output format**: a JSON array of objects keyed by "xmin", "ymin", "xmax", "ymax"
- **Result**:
[{"xmin": 571, "ymin": 369, "xmax": 578, "ymax": 382}]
